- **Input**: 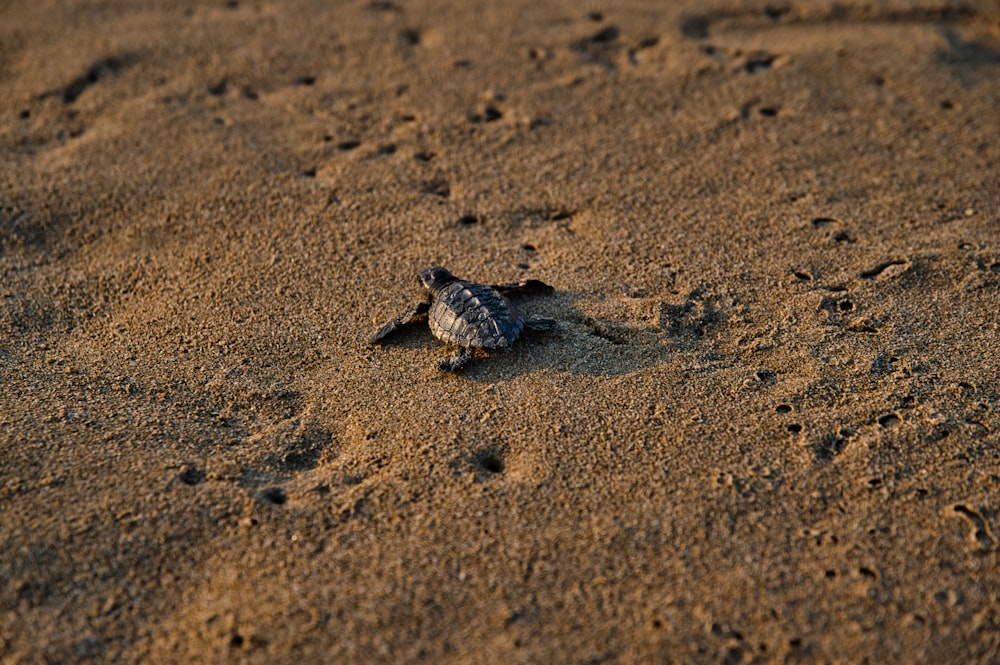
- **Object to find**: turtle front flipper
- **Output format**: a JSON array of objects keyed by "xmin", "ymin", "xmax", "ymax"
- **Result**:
[
  {"xmin": 369, "ymin": 300, "xmax": 431, "ymax": 345},
  {"xmin": 438, "ymin": 347, "xmax": 471, "ymax": 372},
  {"xmin": 525, "ymin": 317, "xmax": 557, "ymax": 333},
  {"xmin": 489, "ymin": 279, "xmax": 553, "ymax": 296}
]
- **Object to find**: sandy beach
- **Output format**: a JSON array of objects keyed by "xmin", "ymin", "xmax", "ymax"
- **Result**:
[{"xmin": 2, "ymin": 0, "xmax": 999, "ymax": 662}]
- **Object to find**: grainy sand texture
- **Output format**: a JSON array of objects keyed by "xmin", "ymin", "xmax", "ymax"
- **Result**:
[{"xmin": 2, "ymin": 0, "xmax": 1000, "ymax": 662}]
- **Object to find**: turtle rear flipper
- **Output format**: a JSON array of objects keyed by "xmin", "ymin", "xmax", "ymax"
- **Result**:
[
  {"xmin": 369, "ymin": 300, "xmax": 431, "ymax": 345},
  {"xmin": 438, "ymin": 347, "xmax": 471, "ymax": 372}
]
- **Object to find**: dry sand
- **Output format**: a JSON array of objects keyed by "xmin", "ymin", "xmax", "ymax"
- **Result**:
[{"xmin": 2, "ymin": 0, "xmax": 1000, "ymax": 662}]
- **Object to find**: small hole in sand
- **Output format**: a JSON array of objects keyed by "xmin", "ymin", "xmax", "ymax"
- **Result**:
[
  {"xmin": 787, "ymin": 424, "xmax": 803, "ymax": 434},
  {"xmin": 878, "ymin": 413, "xmax": 900, "ymax": 428},
  {"xmin": 457, "ymin": 215, "xmax": 480, "ymax": 226},
  {"xmin": 483, "ymin": 105, "xmax": 503, "ymax": 122},
  {"xmin": 793, "ymin": 270, "xmax": 812, "ymax": 281},
  {"xmin": 399, "ymin": 28, "xmax": 420, "ymax": 45},
  {"xmin": 776, "ymin": 404, "xmax": 792, "ymax": 414},
  {"xmin": 521, "ymin": 244, "xmax": 536, "ymax": 252},
  {"xmin": 583, "ymin": 26, "xmax": 619, "ymax": 45},
  {"xmin": 377, "ymin": 144, "xmax": 397, "ymax": 155},
  {"xmin": 758, "ymin": 106, "xmax": 779, "ymax": 117},
  {"xmin": 178, "ymin": 466, "xmax": 204, "ymax": 485},
  {"xmin": 301, "ymin": 167, "xmax": 317, "ymax": 178},
  {"xmin": 474, "ymin": 450, "xmax": 504, "ymax": 474},
  {"xmin": 262, "ymin": 487, "xmax": 287, "ymax": 505},
  {"xmin": 745, "ymin": 55, "xmax": 776, "ymax": 74},
  {"xmin": 482, "ymin": 457, "xmax": 502, "ymax": 473},
  {"xmin": 825, "ymin": 570, "xmax": 836, "ymax": 579},
  {"xmin": 295, "ymin": 75, "xmax": 316, "ymax": 86},
  {"xmin": 588, "ymin": 11, "xmax": 604, "ymax": 21},
  {"xmin": 467, "ymin": 106, "xmax": 503, "ymax": 124},
  {"xmin": 230, "ymin": 634, "xmax": 244, "ymax": 648},
  {"xmin": 337, "ymin": 140, "xmax": 361, "ymax": 151},
  {"xmin": 838, "ymin": 300, "xmax": 854, "ymax": 312}
]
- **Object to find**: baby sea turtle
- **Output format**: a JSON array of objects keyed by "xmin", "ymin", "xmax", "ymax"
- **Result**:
[{"xmin": 369, "ymin": 267, "xmax": 556, "ymax": 371}]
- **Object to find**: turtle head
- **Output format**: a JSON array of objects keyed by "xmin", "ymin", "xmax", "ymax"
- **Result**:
[{"xmin": 419, "ymin": 266, "xmax": 457, "ymax": 291}]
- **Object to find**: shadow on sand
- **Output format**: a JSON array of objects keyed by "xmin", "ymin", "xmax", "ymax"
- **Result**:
[{"xmin": 369, "ymin": 286, "xmax": 730, "ymax": 380}]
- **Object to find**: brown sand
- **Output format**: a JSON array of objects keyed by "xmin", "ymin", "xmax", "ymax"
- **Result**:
[{"xmin": 2, "ymin": 0, "xmax": 1000, "ymax": 662}]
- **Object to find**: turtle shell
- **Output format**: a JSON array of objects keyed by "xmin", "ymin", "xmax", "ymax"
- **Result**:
[{"xmin": 428, "ymin": 280, "xmax": 525, "ymax": 349}]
